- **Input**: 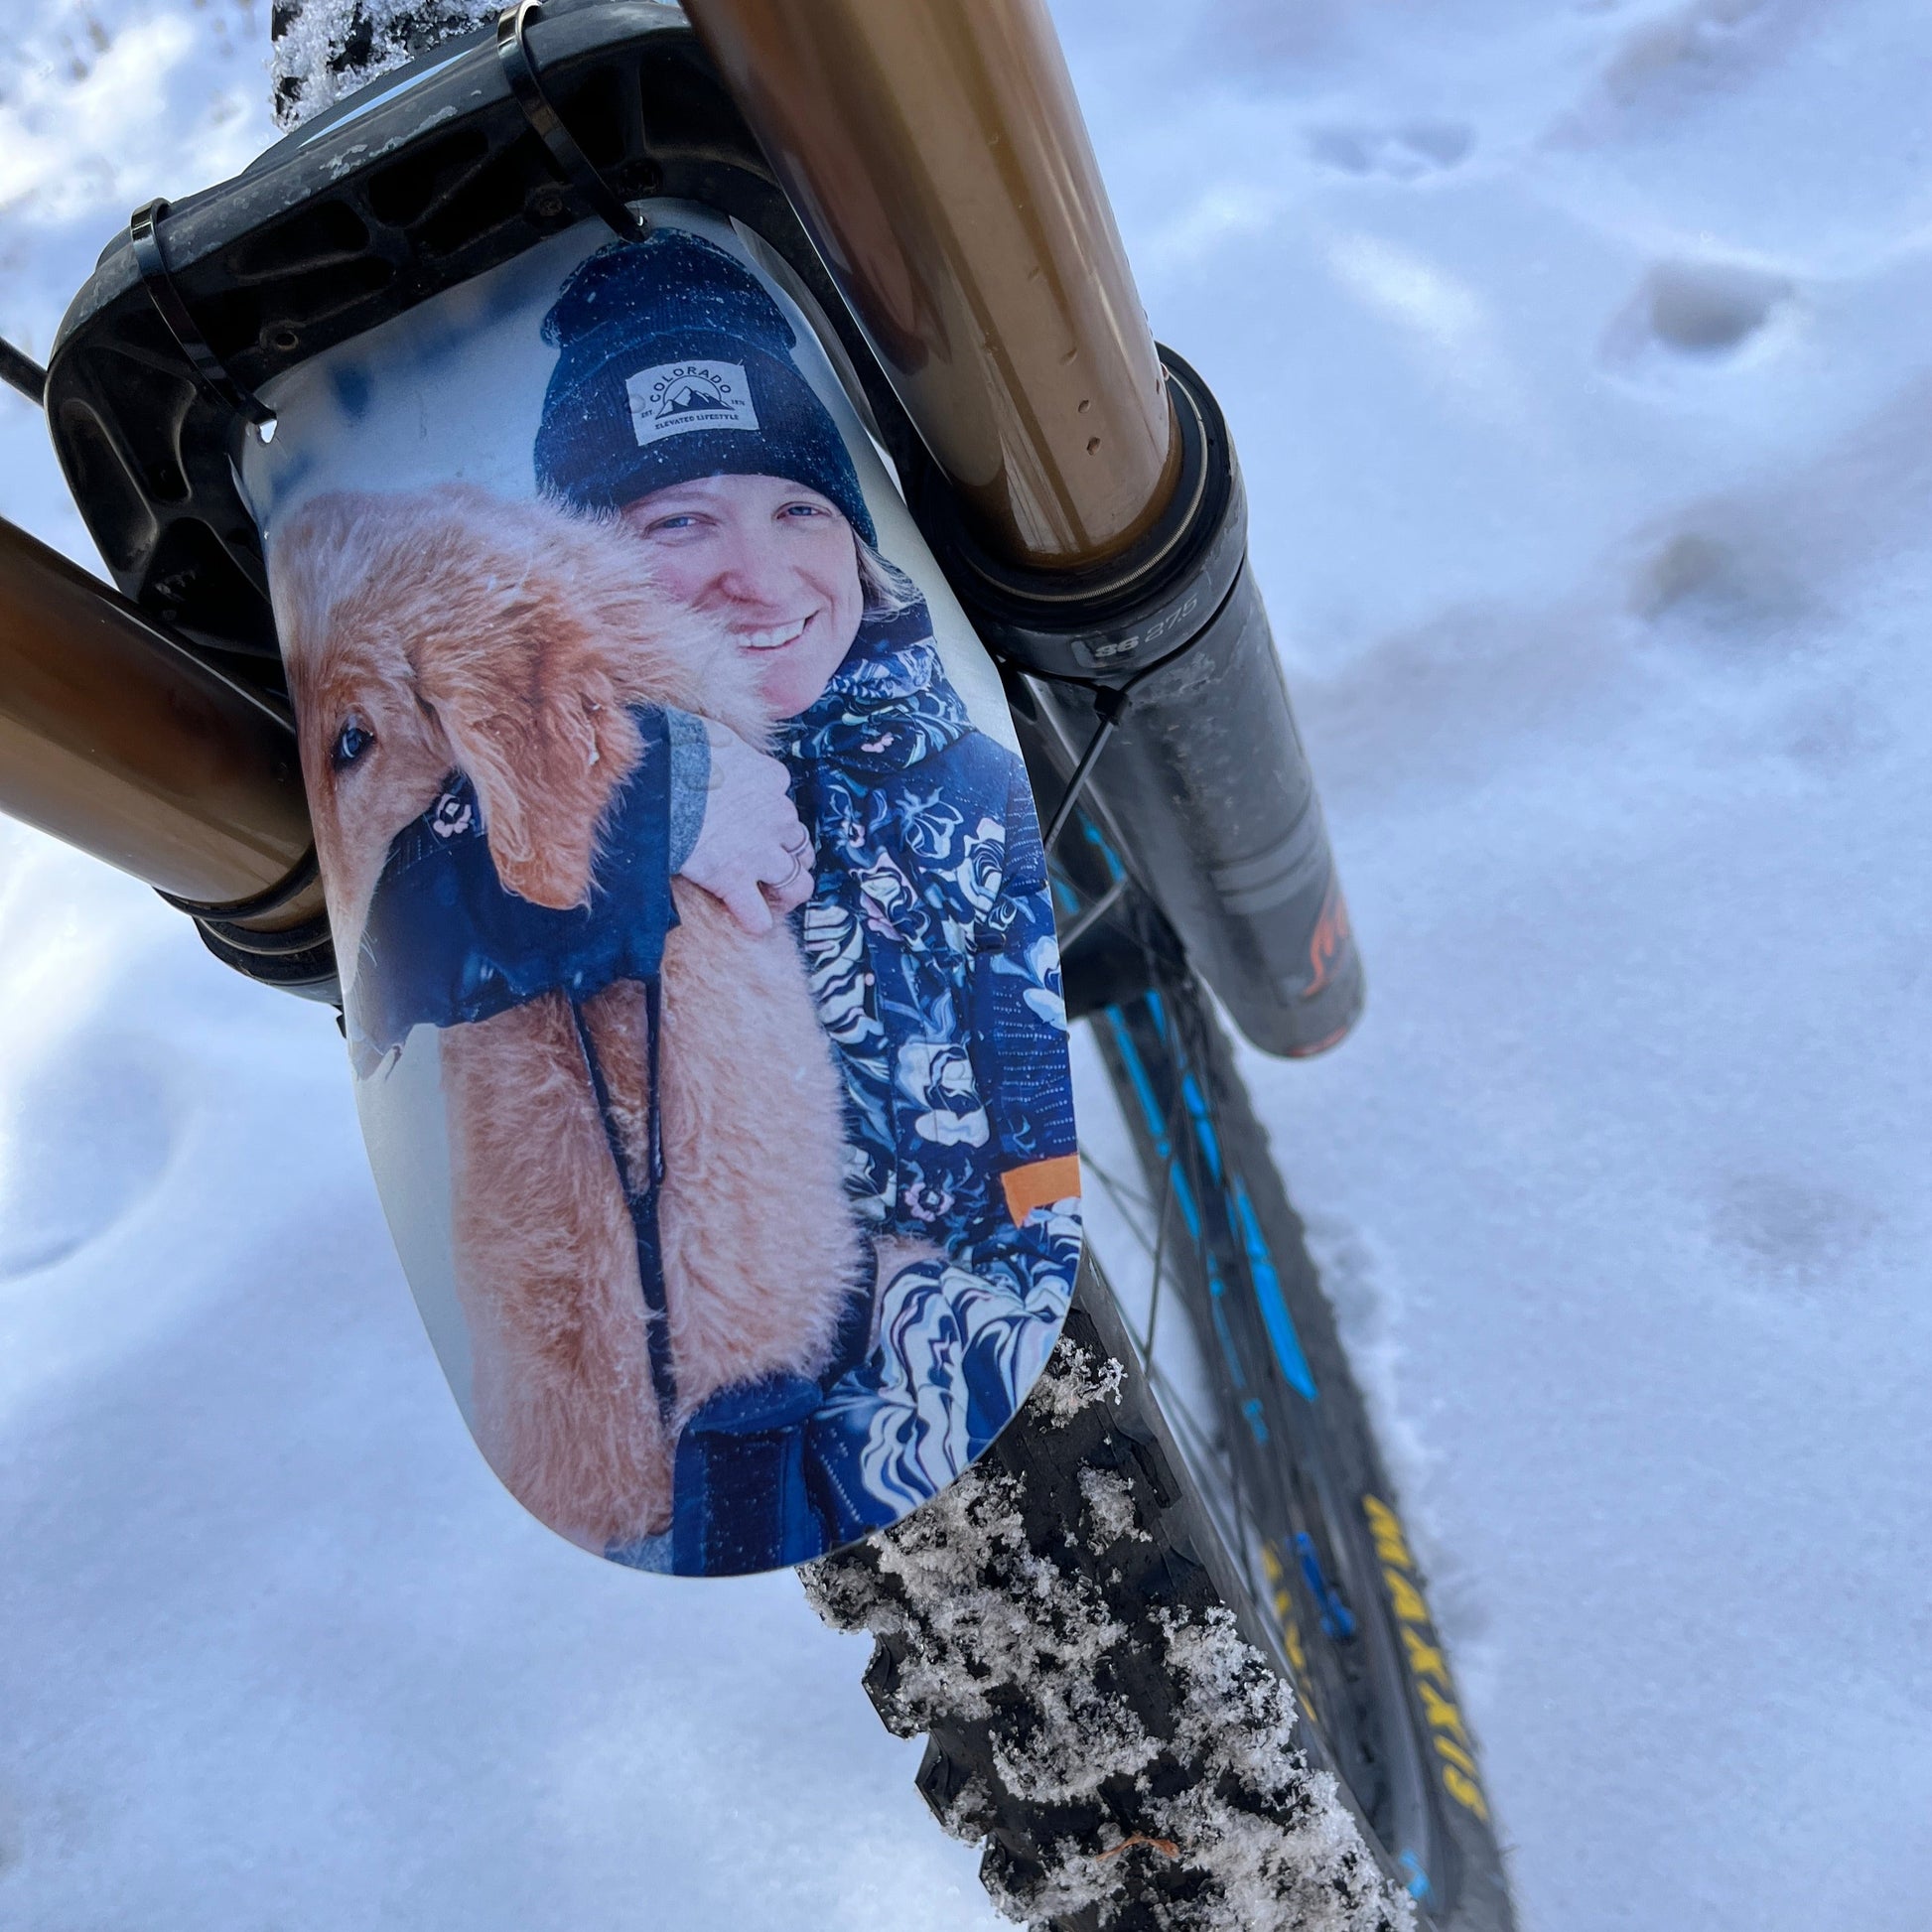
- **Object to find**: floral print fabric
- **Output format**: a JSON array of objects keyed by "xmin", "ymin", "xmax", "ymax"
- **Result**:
[{"xmin": 782, "ymin": 601, "xmax": 1082, "ymax": 1541}]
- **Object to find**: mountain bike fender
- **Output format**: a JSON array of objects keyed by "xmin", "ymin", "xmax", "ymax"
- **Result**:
[
  {"xmin": 43, "ymin": 12, "xmax": 1083, "ymax": 1574},
  {"xmin": 242, "ymin": 207, "xmax": 1082, "ymax": 1576}
]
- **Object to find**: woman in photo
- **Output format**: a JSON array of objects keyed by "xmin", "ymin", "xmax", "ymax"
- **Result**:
[{"xmin": 534, "ymin": 230, "xmax": 1081, "ymax": 1564}]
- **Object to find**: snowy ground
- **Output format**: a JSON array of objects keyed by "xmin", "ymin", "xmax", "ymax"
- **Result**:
[{"xmin": 3, "ymin": 1, "xmax": 1929, "ymax": 1927}]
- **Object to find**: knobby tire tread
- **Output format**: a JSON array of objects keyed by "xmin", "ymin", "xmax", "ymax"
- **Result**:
[{"xmin": 806, "ymin": 969, "xmax": 1514, "ymax": 1932}]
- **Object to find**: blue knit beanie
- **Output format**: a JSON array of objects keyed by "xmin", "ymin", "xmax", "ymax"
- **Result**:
[{"xmin": 534, "ymin": 230, "xmax": 876, "ymax": 546}]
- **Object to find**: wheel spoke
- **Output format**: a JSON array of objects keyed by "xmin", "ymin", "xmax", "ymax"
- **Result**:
[{"xmin": 1140, "ymin": 1138, "xmax": 1176, "ymax": 1360}]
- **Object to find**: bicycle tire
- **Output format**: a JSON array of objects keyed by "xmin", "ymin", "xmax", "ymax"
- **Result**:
[
  {"xmin": 803, "ymin": 1281, "xmax": 1412, "ymax": 1932},
  {"xmin": 806, "ymin": 855, "xmax": 1514, "ymax": 1932}
]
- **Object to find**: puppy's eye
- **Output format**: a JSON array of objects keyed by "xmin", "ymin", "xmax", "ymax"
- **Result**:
[{"xmin": 332, "ymin": 721, "xmax": 375, "ymax": 770}]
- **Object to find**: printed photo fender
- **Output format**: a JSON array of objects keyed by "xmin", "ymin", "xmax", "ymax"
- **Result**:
[{"xmin": 242, "ymin": 207, "xmax": 1083, "ymax": 1578}]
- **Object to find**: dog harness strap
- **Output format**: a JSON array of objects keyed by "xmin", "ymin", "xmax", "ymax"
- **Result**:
[
  {"xmin": 568, "ymin": 992, "xmax": 678, "ymax": 1426},
  {"xmin": 645, "ymin": 975, "xmax": 665, "ymax": 1187}
]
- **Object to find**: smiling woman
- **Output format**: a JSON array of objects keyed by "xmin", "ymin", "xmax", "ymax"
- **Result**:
[{"xmin": 617, "ymin": 475, "xmax": 865, "ymax": 718}]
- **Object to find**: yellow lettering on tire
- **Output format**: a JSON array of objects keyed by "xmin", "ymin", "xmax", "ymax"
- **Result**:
[{"xmin": 1382, "ymin": 1565, "xmax": 1429, "ymax": 1623}]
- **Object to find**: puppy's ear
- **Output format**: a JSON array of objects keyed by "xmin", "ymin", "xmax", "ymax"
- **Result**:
[{"xmin": 414, "ymin": 601, "xmax": 639, "ymax": 911}]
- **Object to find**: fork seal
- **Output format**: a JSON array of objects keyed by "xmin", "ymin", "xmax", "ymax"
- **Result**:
[{"xmin": 158, "ymin": 845, "xmax": 320, "ymax": 926}]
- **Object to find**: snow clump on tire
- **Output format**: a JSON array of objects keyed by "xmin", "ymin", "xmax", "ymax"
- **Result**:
[{"xmin": 803, "ymin": 1313, "xmax": 1414, "ymax": 1932}]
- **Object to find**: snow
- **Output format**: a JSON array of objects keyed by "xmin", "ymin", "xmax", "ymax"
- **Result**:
[
  {"xmin": 4, "ymin": 1, "xmax": 1930, "ymax": 1927},
  {"xmin": 1061, "ymin": 2, "xmax": 1932, "ymax": 1925},
  {"xmin": 267, "ymin": 0, "xmax": 492, "ymax": 127}
]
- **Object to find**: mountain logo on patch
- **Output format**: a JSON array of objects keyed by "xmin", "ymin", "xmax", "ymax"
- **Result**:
[{"xmin": 626, "ymin": 360, "xmax": 759, "ymax": 447}]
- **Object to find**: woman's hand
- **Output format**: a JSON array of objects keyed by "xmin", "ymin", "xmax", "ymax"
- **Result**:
[{"xmin": 677, "ymin": 722, "xmax": 814, "ymax": 933}]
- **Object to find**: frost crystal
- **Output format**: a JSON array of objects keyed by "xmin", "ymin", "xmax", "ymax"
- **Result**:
[{"xmin": 270, "ymin": 0, "xmax": 495, "ymax": 127}]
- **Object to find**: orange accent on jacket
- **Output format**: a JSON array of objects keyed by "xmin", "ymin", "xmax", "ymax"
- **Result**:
[{"xmin": 1001, "ymin": 1154, "xmax": 1082, "ymax": 1225}]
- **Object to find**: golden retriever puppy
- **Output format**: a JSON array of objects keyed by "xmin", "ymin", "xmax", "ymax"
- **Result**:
[{"xmin": 268, "ymin": 483, "xmax": 863, "ymax": 1551}]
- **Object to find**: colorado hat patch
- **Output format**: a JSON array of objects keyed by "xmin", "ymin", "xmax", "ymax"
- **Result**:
[{"xmin": 625, "ymin": 359, "xmax": 759, "ymax": 447}]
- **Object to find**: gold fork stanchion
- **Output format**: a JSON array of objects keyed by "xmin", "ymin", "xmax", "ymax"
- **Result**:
[
  {"xmin": 685, "ymin": 0, "xmax": 1180, "ymax": 571},
  {"xmin": 0, "ymin": 514, "xmax": 321, "ymax": 928}
]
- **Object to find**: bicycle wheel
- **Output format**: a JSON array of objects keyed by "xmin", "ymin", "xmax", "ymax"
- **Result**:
[{"xmin": 807, "ymin": 825, "xmax": 1514, "ymax": 1932}]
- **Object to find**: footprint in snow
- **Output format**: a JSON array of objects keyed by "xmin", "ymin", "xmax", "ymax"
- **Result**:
[
  {"xmin": 1601, "ymin": 259, "xmax": 1797, "ymax": 383},
  {"xmin": 0, "ymin": 1035, "xmax": 176, "ymax": 1280},
  {"xmin": 1709, "ymin": 1172, "xmax": 1880, "ymax": 1300},
  {"xmin": 1633, "ymin": 529, "xmax": 1813, "ymax": 660},
  {"xmin": 1307, "ymin": 121, "xmax": 1473, "ymax": 181}
]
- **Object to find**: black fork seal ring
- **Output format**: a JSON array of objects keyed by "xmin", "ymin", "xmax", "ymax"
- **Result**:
[{"xmin": 496, "ymin": 0, "xmax": 651, "ymax": 245}]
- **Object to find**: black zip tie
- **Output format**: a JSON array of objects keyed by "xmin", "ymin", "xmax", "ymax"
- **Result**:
[
  {"xmin": 497, "ymin": 0, "xmax": 650, "ymax": 245},
  {"xmin": 128, "ymin": 200, "xmax": 274, "ymax": 430},
  {"xmin": 0, "ymin": 338, "xmax": 46, "ymax": 407},
  {"xmin": 1007, "ymin": 569, "xmax": 1238, "ymax": 857},
  {"xmin": 1042, "ymin": 682, "xmax": 1135, "ymax": 855},
  {"xmin": 1035, "ymin": 632, "xmax": 1205, "ymax": 854}
]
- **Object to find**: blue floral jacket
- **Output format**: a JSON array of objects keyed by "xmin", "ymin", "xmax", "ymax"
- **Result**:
[
  {"xmin": 786, "ymin": 603, "xmax": 1076, "ymax": 1245},
  {"xmin": 782, "ymin": 602, "xmax": 1081, "ymax": 1546},
  {"xmin": 345, "ymin": 594, "xmax": 1078, "ymax": 1577},
  {"xmin": 668, "ymin": 602, "xmax": 1082, "ymax": 1570}
]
